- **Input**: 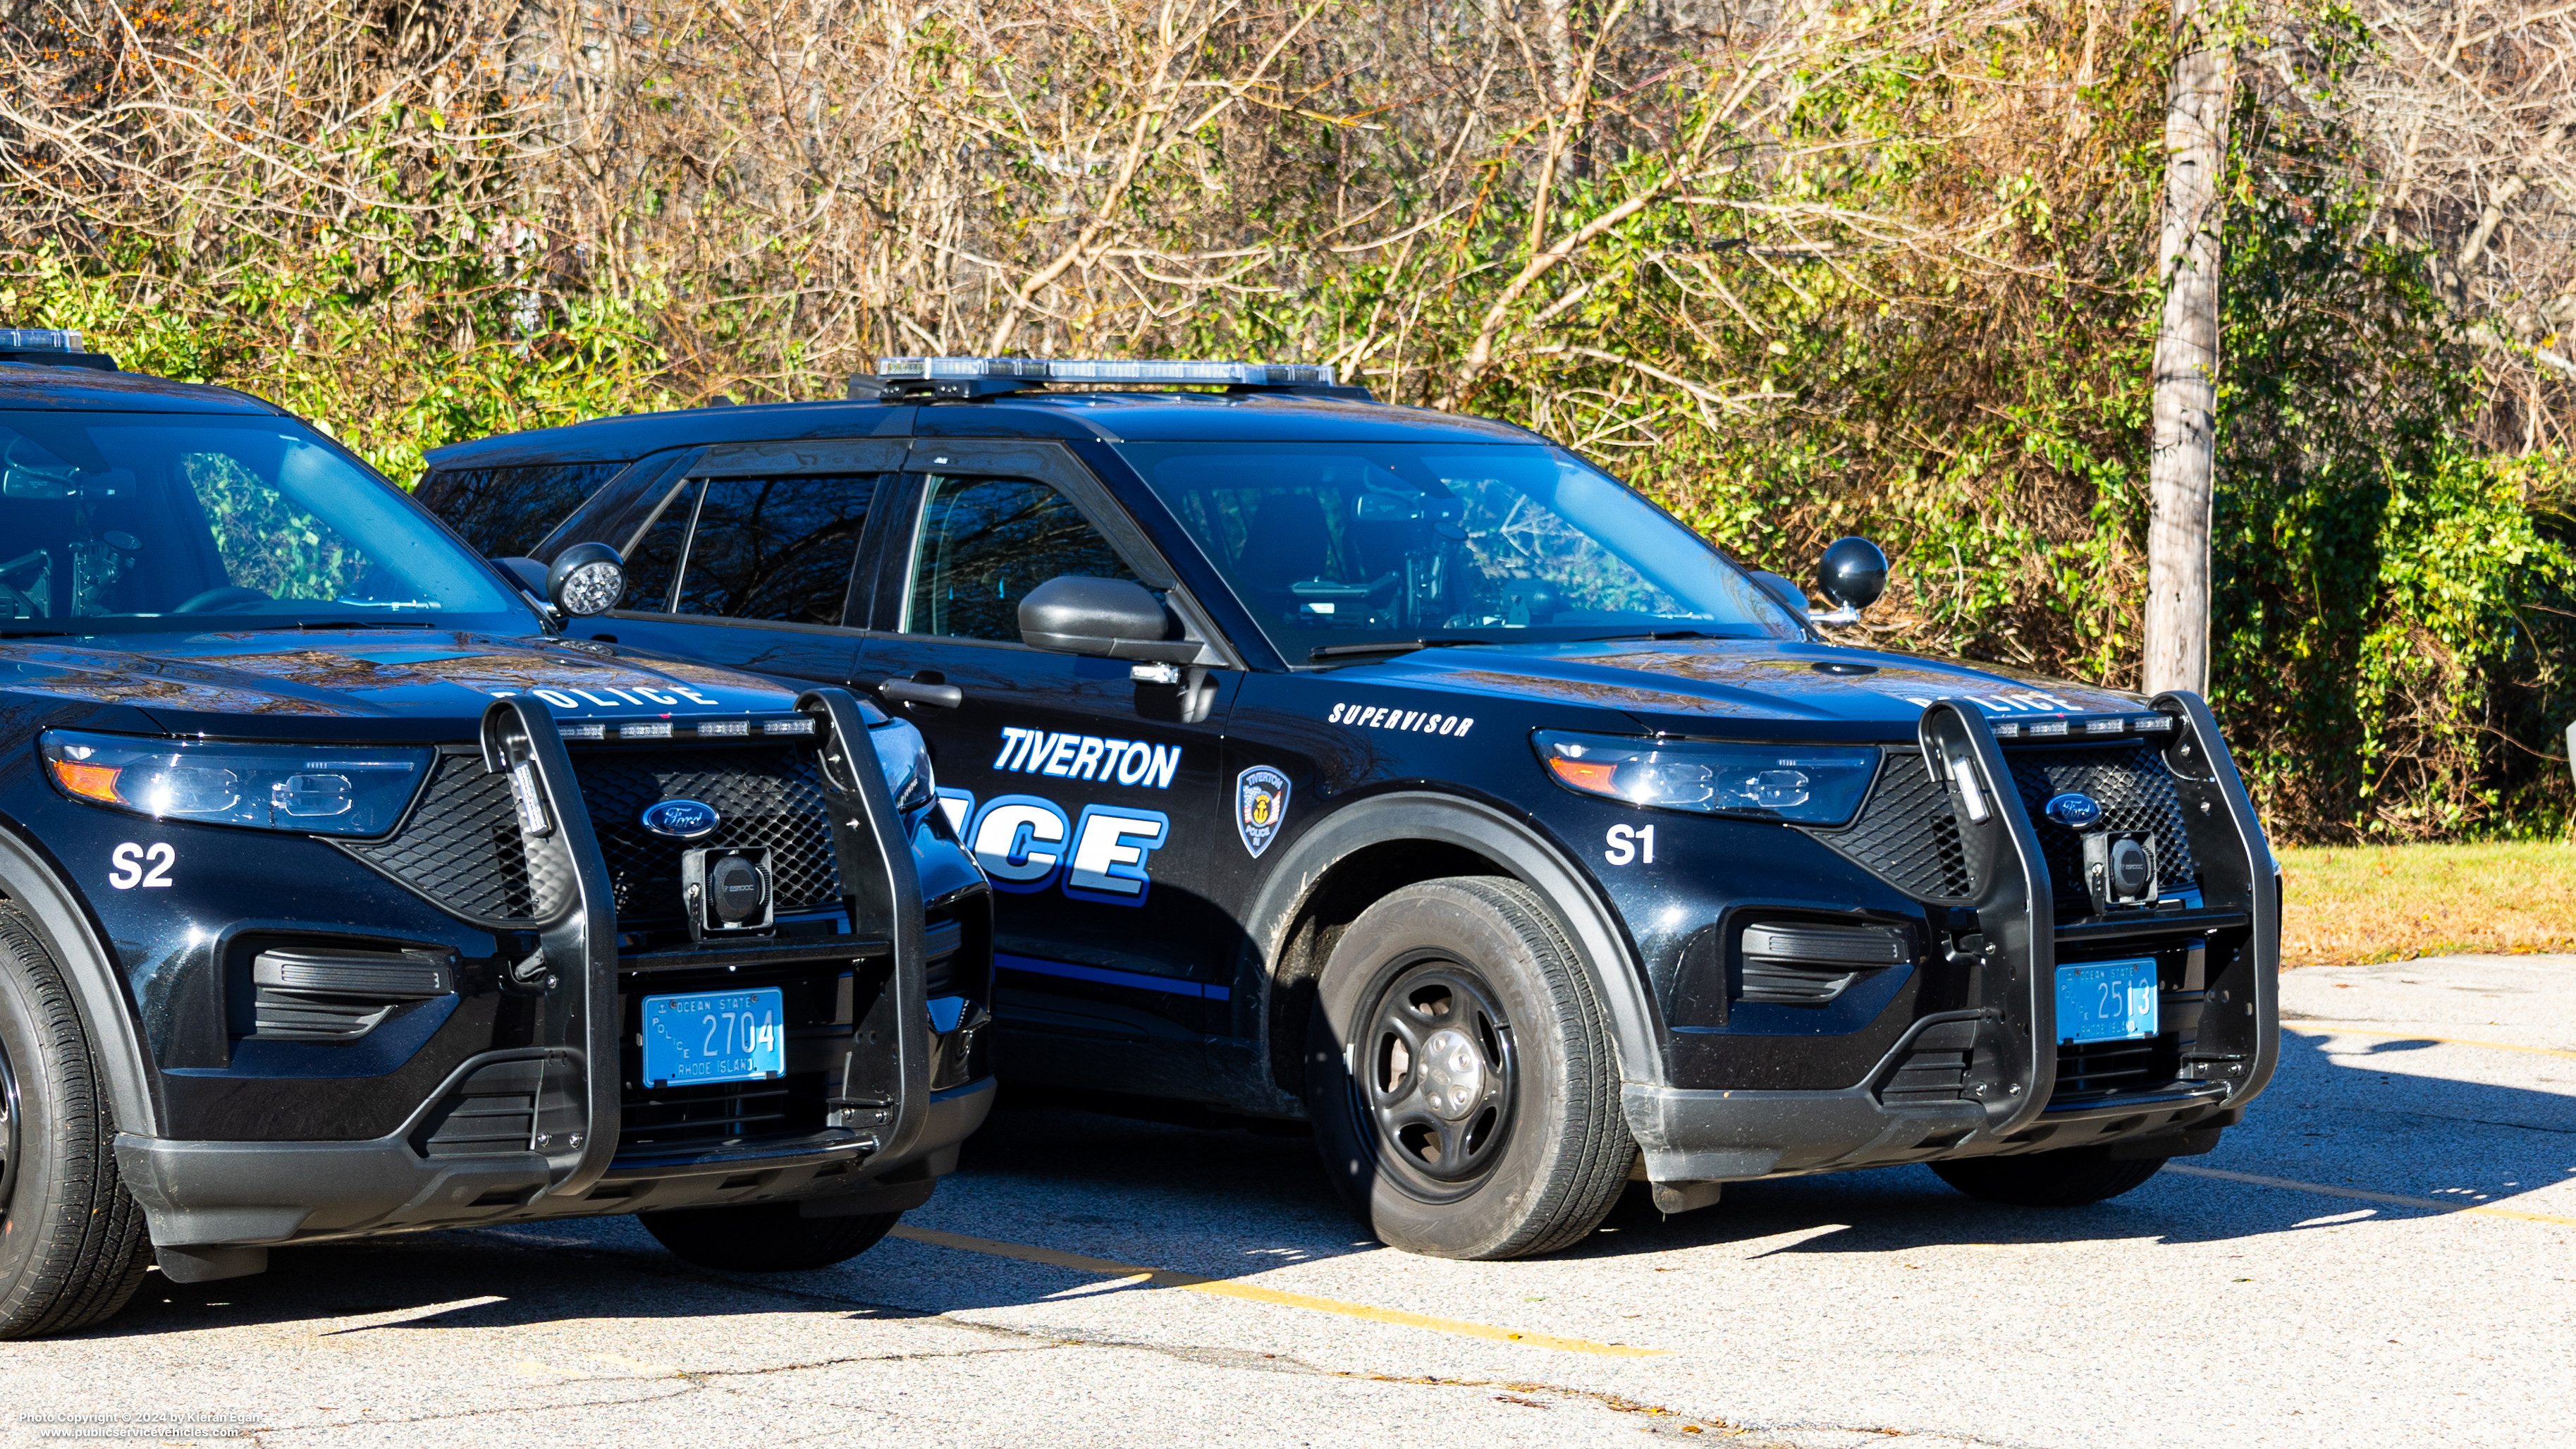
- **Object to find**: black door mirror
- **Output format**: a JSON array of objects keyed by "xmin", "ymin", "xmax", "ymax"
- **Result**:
[
  {"xmin": 1019, "ymin": 576, "xmax": 1199, "ymax": 662},
  {"xmin": 1814, "ymin": 537, "xmax": 1887, "ymax": 623},
  {"xmin": 547, "ymin": 542, "xmax": 628, "ymax": 618}
]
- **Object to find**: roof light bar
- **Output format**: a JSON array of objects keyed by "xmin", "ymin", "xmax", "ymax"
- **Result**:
[
  {"xmin": 0, "ymin": 329, "xmax": 84, "ymax": 352},
  {"xmin": 874, "ymin": 355, "xmax": 1337, "ymax": 388}
]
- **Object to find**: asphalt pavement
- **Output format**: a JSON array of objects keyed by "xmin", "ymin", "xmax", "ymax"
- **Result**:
[{"xmin": 6, "ymin": 953, "xmax": 2570, "ymax": 1449}]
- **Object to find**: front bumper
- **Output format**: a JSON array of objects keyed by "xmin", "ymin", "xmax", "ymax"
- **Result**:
[
  {"xmin": 118, "ymin": 1077, "xmax": 993, "ymax": 1266},
  {"xmin": 117, "ymin": 689, "xmax": 989, "ymax": 1274},
  {"xmin": 1626, "ymin": 691, "xmax": 2279, "ymax": 1184}
]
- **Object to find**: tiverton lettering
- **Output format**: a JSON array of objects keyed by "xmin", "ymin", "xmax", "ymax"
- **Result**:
[{"xmin": 992, "ymin": 727, "xmax": 1182, "ymax": 790}]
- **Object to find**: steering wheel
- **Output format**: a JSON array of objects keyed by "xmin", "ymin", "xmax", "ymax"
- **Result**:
[{"xmin": 173, "ymin": 586, "xmax": 271, "ymax": 614}]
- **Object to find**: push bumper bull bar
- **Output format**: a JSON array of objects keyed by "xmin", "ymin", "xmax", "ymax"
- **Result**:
[
  {"xmin": 1628, "ymin": 690, "xmax": 2281, "ymax": 1188},
  {"xmin": 117, "ymin": 688, "xmax": 964, "ymax": 1279}
]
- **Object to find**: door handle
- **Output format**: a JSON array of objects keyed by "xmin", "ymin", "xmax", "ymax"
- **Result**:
[{"xmin": 878, "ymin": 677, "xmax": 964, "ymax": 709}]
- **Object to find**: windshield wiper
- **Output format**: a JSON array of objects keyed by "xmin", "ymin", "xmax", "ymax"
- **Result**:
[
  {"xmin": 1308, "ymin": 637, "xmax": 1490, "ymax": 661},
  {"xmin": 1577, "ymin": 629, "xmax": 1726, "ymax": 643}
]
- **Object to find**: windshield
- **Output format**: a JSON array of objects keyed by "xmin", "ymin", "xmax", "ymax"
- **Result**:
[
  {"xmin": 1118, "ymin": 442, "xmax": 1798, "ymax": 657},
  {"xmin": 0, "ymin": 411, "xmax": 525, "ymax": 635}
]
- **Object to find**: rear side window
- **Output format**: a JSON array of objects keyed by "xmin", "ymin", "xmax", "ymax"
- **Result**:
[
  {"xmin": 415, "ymin": 462, "xmax": 627, "ymax": 558},
  {"xmin": 902, "ymin": 475, "xmax": 1140, "ymax": 642},
  {"xmin": 672, "ymin": 475, "xmax": 878, "ymax": 625}
]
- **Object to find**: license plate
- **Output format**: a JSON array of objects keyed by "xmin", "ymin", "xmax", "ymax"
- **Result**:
[
  {"xmin": 2056, "ymin": 957, "xmax": 2159, "ymax": 1045},
  {"xmin": 642, "ymin": 988, "xmax": 785, "ymax": 1088}
]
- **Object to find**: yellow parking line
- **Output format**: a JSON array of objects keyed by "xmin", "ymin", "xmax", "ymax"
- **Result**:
[
  {"xmin": 2288, "ymin": 1022, "xmax": 2576, "ymax": 1060},
  {"xmin": 2167, "ymin": 1164, "xmax": 2576, "ymax": 1226},
  {"xmin": 887, "ymin": 1225, "xmax": 1665, "ymax": 1357}
]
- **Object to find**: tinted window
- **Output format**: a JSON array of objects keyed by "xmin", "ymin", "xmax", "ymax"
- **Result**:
[
  {"xmin": 1120, "ymin": 442, "xmax": 1797, "ymax": 658},
  {"xmin": 0, "ymin": 411, "xmax": 522, "ymax": 631},
  {"xmin": 902, "ymin": 475, "xmax": 1139, "ymax": 642},
  {"xmin": 672, "ymin": 475, "xmax": 876, "ymax": 625},
  {"xmin": 621, "ymin": 479, "xmax": 698, "ymax": 613},
  {"xmin": 415, "ymin": 462, "xmax": 625, "ymax": 558}
]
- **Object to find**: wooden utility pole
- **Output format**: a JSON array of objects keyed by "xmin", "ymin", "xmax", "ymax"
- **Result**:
[{"xmin": 2143, "ymin": 0, "xmax": 2235, "ymax": 697}]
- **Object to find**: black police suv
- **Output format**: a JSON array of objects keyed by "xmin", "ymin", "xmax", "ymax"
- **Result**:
[
  {"xmin": 0, "ymin": 332, "xmax": 992, "ymax": 1339},
  {"xmin": 423, "ymin": 354, "xmax": 2281, "ymax": 1261}
]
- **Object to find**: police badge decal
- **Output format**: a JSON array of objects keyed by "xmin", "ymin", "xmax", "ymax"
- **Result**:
[{"xmin": 1235, "ymin": 765, "xmax": 1291, "ymax": 858}]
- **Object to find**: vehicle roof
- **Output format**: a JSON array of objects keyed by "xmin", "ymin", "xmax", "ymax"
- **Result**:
[
  {"xmin": 423, "ymin": 390, "xmax": 1545, "ymax": 470},
  {"xmin": 0, "ymin": 361, "xmax": 283, "ymax": 415}
]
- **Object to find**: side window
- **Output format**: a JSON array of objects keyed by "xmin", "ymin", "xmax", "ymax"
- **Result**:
[
  {"xmin": 902, "ymin": 475, "xmax": 1140, "ymax": 642},
  {"xmin": 672, "ymin": 475, "xmax": 878, "ymax": 625},
  {"xmin": 415, "ymin": 463, "xmax": 627, "ymax": 558}
]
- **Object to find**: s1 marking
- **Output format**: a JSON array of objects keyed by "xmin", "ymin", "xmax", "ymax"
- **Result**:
[
  {"xmin": 1604, "ymin": 824, "xmax": 1655, "ymax": 867},
  {"xmin": 108, "ymin": 841, "xmax": 176, "ymax": 889}
]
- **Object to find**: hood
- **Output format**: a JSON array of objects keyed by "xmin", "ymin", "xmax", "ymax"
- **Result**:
[
  {"xmin": 0, "ymin": 628, "xmax": 807, "ymax": 742},
  {"xmin": 1344, "ymin": 637, "xmax": 2148, "ymax": 740}
]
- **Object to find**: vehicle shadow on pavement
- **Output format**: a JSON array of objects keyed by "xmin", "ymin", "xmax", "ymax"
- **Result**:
[
  {"xmin": 1573, "ymin": 1025, "xmax": 2576, "ymax": 1260},
  {"xmin": 75, "ymin": 1027, "xmax": 2573, "ymax": 1338}
]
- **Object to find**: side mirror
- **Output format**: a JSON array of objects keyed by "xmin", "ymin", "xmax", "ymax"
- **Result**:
[
  {"xmin": 1019, "ymin": 576, "xmax": 1199, "ymax": 662},
  {"xmin": 547, "ymin": 542, "xmax": 627, "ymax": 618},
  {"xmin": 493, "ymin": 556, "xmax": 550, "ymax": 599},
  {"xmin": 1814, "ymin": 537, "xmax": 1887, "ymax": 624}
]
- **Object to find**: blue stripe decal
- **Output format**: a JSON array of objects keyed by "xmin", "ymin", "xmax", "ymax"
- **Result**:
[{"xmin": 995, "ymin": 952, "xmax": 1230, "ymax": 1001}]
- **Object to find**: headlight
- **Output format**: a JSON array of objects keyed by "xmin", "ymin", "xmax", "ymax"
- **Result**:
[
  {"xmin": 41, "ymin": 730, "xmax": 432, "ymax": 836},
  {"xmin": 871, "ymin": 719, "xmax": 936, "ymax": 812},
  {"xmin": 1534, "ymin": 731, "xmax": 1878, "ymax": 825}
]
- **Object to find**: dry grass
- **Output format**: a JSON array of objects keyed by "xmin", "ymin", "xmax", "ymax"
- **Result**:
[{"xmin": 2278, "ymin": 841, "xmax": 2576, "ymax": 967}]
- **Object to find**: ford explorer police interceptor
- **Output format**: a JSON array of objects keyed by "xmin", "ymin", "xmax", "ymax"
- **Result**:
[
  {"xmin": 423, "ymin": 355, "xmax": 2281, "ymax": 1261},
  {"xmin": 0, "ymin": 332, "xmax": 992, "ymax": 1338}
]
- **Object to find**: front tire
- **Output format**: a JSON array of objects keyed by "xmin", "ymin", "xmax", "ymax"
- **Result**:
[
  {"xmin": 0, "ymin": 904, "xmax": 154, "ymax": 1339},
  {"xmin": 1931, "ymin": 1147, "xmax": 2167, "ymax": 1206},
  {"xmin": 641, "ymin": 1202, "xmax": 901, "ymax": 1271},
  {"xmin": 1303, "ymin": 877, "xmax": 1630, "ymax": 1259}
]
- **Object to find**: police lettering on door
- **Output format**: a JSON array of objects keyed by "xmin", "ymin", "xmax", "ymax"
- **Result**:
[{"xmin": 938, "ymin": 728, "xmax": 1181, "ymax": 907}]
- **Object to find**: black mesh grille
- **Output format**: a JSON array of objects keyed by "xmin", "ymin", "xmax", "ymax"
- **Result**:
[
  {"xmin": 1808, "ymin": 740, "xmax": 2198, "ymax": 910},
  {"xmin": 2001, "ymin": 742, "xmax": 2197, "ymax": 906},
  {"xmin": 1811, "ymin": 750, "xmax": 1974, "ymax": 900},
  {"xmin": 572, "ymin": 747, "xmax": 842, "ymax": 924},
  {"xmin": 348, "ymin": 754, "xmax": 554, "ymax": 924},
  {"xmin": 346, "ymin": 745, "xmax": 842, "ymax": 927}
]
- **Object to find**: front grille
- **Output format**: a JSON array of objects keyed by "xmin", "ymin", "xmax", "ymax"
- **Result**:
[
  {"xmin": 1812, "ymin": 750, "xmax": 1973, "ymax": 900},
  {"xmin": 345, "ymin": 744, "xmax": 842, "ymax": 927},
  {"xmin": 2001, "ymin": 742, "xmax": 2197, "ymax": 905},
  {"xmin": 620, "ymin": 1075, "xmax": 823, "ymax": 1156},
  {"xmin": 2051, "ymin": 1033, "xmax": 2183, "ymax": 1100},
  {"xmin": 572, "ymin": 747, "xmax": 843, "ymax": 924},
  {"xmin": 1808, "ymin": 740, "xmax": 2197, "ymax": 912},
  {"xmin": 348, "ymin": 754, "xmax": 562, "ymax": 924}
]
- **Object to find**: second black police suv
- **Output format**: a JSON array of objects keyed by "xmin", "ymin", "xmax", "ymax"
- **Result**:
[
  {"xmin": 0, "ymin": 333, "xmax": 991, "ymax": 1339},
  {"xmin": 424, "ymin": 355, "xmax": 2281, "ymax": 1261}
]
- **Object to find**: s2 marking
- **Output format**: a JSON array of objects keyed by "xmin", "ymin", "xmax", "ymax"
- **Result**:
[
  {"xmin": 109, "ymin": 841, "xmax": 176, "ymax": 890},
  {"xmin": 1603, "ymin": 824, "xmax": 1655, "ymax": 867}
]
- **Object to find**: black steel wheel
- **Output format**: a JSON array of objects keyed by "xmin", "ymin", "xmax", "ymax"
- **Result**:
[
  {"xmin": 1357, "ymin": 960, "xmax": 1519, "ymax": 1197},
  {"xmin": 1305, "ymin": 876, "xmax": 1631, "ymax": 1260},
  {"xmin": 0, "ymin": 903, "xmax": 153, "ymax": 1338}
]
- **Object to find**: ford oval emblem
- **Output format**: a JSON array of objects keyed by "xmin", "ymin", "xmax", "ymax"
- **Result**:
[
  {"xmin": 2043, "ymin": 792, "xmax": 2104, "ymax": 829},
  {"xmin": 641, "ymin": 798, "xmax": 721, "ymax": 840}
]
